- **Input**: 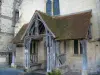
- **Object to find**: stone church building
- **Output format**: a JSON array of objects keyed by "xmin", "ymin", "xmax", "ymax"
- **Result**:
[{"xmin": 1, "ymin": 0, "xmax": 100, "ymax": 75}]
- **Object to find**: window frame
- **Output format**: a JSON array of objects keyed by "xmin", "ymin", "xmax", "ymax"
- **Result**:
[
  {"xmin": 15, "ymin": 10, "xmax": 19, "ymax": 23},
  {"xmin": 74, "ymin": 40, "xmax": 83, "ymax": 55}
]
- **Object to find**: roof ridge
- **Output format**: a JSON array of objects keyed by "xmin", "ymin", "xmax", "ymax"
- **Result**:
[
  {"xmin": 35, "ymin": 9, "xmax": 92, "ymax": 20},
  {"xmin": 35, "ymin": 10, "xmax": 53, "ymax": 18},
  {"xmin": 53, "ymin": 9, "xmax": 92, "ymax": 19}
]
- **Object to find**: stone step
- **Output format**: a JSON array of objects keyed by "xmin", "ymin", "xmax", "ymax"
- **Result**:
[
  {"xmin": 24, "ymin": 69, "xmax": 46, "ymax": 75},
  {"xmin": 30, "ymin": 63, "xmax": 42, "ymax": 71}
]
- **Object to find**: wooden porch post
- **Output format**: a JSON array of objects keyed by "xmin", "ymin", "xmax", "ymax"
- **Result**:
[
  {"xmin": 55, "ymin": 41, "xmax": 60, "ymax": 68},
  {"xmin": 25, "ymin": 48, "xmax": 28, "ymax": 69},
  {"xmin": 24, "ymin": 38, "xmax": 31, "ymax": 69},
  {"xmin": 46, "ymin": 30, "xmax": 51, "ymax": 72},
  {"xmin": 11, "ymin": 52, "xmax": 15, "ymax": 67},
  {"xmin": 81, "ymin": 40, "xmax": 88, "ymax": 75},
  {"xmin": 45, "ymin": 30, "xmax": 56, "ymax": 72},
  {"xmin": 47, "ymin": 47, "xmax": 51, "ymax": 72}
]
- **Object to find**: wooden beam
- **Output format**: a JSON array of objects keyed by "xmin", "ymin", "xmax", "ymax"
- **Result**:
[
  {"xmin": 27, "ymin": 19, "xmax": 35, "ymax": 36},
  {"xmin": 37, "ymin": 12, "xmax": 55, "ymax": 38},
  {"xmin": 46, "ymin": 30, "xmax": 51, "ymax": 72},
  {"xmin": 35, "ymin": 15, "xmax": 39, "ymax": 35},
  {"xmin": 25, "ymin": 35, "xmax": 43, "ymax": 40},
  {"xmin": 24, "ymin": 38, "xmax": 31, "ymax": 69},
  {"xmin": 55, "ymin": 41, "xmax": 60, "ymax": 67},
  {"xmin": 51, "ymin": 38, "xmax": 56, "ymax": 69},
  {"xmin": 11, "ymin": 52, "xmax": 16, "ymax": 67}
]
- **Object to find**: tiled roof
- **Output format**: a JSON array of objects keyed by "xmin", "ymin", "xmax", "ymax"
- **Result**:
[
  {"xmin": 38, "ymin": 10, "xmax": 92, "ymax": 40},
  {"xmin": 12, "ymin": 24, "xmax": 28, "ymax": 44},
  {"xmin": 12, "ymin": 10, "xmax": 92, "ymax": 44}
]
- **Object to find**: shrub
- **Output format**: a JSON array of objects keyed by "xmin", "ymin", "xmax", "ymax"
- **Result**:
[{"xmin": 48, "ymin": 69, "xmax": 61, "ymax": 75}]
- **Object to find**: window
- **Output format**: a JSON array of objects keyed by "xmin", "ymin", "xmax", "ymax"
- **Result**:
[
  {"xmin": 80, "ymin": 43, "xmax": 83, "ymax": 54},
  {"xmin": 15, "ymin": 10, "xmax": 19, "ymax": 23},
  {"xmin": 88, "ymin": 25, "xmax": 92, "ymax": 39},
  {"xmin": 74, "ymin": 40, "xmax": 83, "ymax": 54},
  {"xmin": 74, "ymin": 40, "xmax": 78, "ymax": 54},
  {"xmin": 64, "ymin": 41, "xmax": 66, "ymax": 53}
]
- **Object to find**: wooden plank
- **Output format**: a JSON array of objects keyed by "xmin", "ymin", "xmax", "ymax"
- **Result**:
[
  {"xmin": 52, "ymin": 38, "xmax": 56, "ymax": 69},
  {"xmin": 55, "ymin": 41, "xmax": 60, "ymax": 67},
  {"xmin": 45, "ymin": 30, "xmax": 57, "ymax": 72},
  {"xmin": 11, "ymin": 52, "xmax": 15, "ymax": 67},
  {"xmin": 35, "ymin": 15, "xmax": 39, "ymax": 35},
  {"xmin": 58, "ymin": 54, "xmax": 66, "ymax": 65},
  {"xmin": 28, "ymin": 38, "xmax": 31, "ymax": 68},
  {"xmin": 26, "ymin": 19, "xmax": 35, "ymax": 36},
  {"xmin": 46, "ymin": 30, "xmax": 50, "ymax": 72},
  {"xmin": 50, "ymin": 37, "xmax": 54, "ymax": 70},
  {"xmin": 64, "ymin": 41, "xmax": 66, "ymax": 53},
  {"xmin": 37, "ymin": 12, "xmax": 55, "ymax": 37},
  {"xmin": 47, "ymin": 47, "xmax": 51, "ymax": 72},
  {"xmin": 36, "ymin": 41, "xmax": 38, "ymax": 63},
  {"xmin": 30, "ymin": 25, "xmax": 35, "ymax": 35},
  {"xmin": 24, "ymin": 37, "xmax": 31, "ymax": 69},
  {"xmin": 25, "ymin": 35, "xmax": 43, "ymax": 40}
]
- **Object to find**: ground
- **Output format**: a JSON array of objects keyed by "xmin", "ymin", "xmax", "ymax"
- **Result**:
[
  {"xmin": 0, "ymin": 67, "xmax": 24, "ymax": 75},
  {"xmin": 0, "ymin": 67, "xmax": 100, "ymax": 75}
]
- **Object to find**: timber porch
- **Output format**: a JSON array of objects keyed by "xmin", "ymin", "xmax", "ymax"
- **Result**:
[{"xmin": 12, "ymin": 10, "xmax": 92, "ymax": 75}]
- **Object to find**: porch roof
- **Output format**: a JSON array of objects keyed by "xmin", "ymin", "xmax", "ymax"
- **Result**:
[
  {"xmin": 12, "ymin": 10, "xmax": 92, "ymax": 44},
  {"xmin": 12, "ymin": 24, "xmax": 28, "ymax": 44},
  {"xmin": 38, "ymin": 10, "xmax": 92, "ymax": 40}
]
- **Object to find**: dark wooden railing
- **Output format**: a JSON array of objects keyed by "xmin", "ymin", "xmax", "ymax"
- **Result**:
[
  {"xmin": 30, "ymin": 54, "xmax": 38, "ymax": 64},
  {"xmin": 58, "ymin": 53, "xmax": 66, "ymax": 65}
]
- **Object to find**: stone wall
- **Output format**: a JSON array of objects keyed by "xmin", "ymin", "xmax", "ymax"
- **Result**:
[
  {"xmin": 0, "ymin": 0, "xmax": 16, "ymax": 65},
  {"xmin": 16, "ymin": 47, "xmax": 25, "ymax": 67},
  {"xmin": 59, "ymin": 40, "xmax": 100, "ymax": 73}
]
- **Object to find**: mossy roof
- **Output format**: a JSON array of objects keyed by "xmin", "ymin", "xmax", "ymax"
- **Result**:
[
  {"xmin": 12, "ymin": 10, "xmax": 92, "ymax": 44},
  {"xmin": 12, "ymin": 24, "xmax": 28, "ymax": 44},
  {"xmin": 37, "ymin": 10, "xmax": 92, "ymax": 40}
]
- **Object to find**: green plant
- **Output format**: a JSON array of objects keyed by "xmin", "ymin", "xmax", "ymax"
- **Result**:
[{"xmin": 48, "ymin": 69, "xmax": 61, "ymax": 75}]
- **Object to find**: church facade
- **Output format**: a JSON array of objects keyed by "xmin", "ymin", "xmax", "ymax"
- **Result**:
[{"xmin": 1, "ymin": 0, "xmax": 100, "ymax": 75}]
